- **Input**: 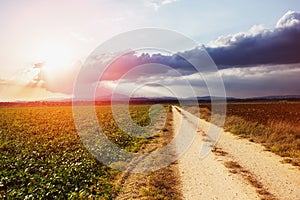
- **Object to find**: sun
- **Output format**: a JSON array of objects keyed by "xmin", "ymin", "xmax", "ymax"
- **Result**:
[{"xmin": 32, "ymin": 42, "xmax": 73, "ymax": 74}]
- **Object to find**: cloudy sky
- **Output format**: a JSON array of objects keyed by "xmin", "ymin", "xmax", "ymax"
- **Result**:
[{"xmin": 0, "ymin": 0, "xmax": 300, "ymax": 101}]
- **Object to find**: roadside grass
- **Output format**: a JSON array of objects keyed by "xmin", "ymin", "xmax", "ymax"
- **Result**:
[
  {"xmin": 141, "ymin": 106, "xmax": 181, "ymax": 199},
  {"xmin": 196, "ymin": 102, "xmax": 300, "ymax": 167},
  {"xmin": 115, "ymin": 105, "xmax": 182, "ymax": 200},
  {"xmin": 224, "ymin": 116, "xmax": 300, "ymax": 166}
]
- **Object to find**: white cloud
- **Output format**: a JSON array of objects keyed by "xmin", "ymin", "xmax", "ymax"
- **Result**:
[
  {"xmin": 0, "ymin": 78, "xmax": 70, "ymax": 102},
  {"xmin": 207, "ymin": 24, "xmax": 269, "ymax": 48},
  {"xmin": 208, "ymin": 10, "xmax": 300, "ymax": 48},
  {"xmin": 219, "ymin": 64, "xmax": 300, "ymax": 78},
  {"xmin": 145, "ymin": 0, "xmax": 179, "ymax": 11},
  {"xmin": 276, "ymin": 10, "xmax": 300, "ymax": 28}
]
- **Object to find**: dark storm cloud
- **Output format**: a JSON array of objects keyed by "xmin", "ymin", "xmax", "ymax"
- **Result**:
[
  {"xmin": 88, "ymin": 11, "xmax": 300, "ymax": 83},
  {"xmin": 85, "ymin": 51, "xmax": 196, "ymax": 82},
  {"xmin": 206, "ymin": 11, "xmax": 300, "ymax": 67}
]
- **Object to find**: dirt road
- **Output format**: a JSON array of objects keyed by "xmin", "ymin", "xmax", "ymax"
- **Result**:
[{"xmin": 173, "ymin": 106, "xmax": 300, "ymax": 200}]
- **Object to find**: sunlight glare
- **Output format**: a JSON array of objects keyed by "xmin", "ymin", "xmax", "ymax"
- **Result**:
[{"xmin": 32, "ymin": 42, "xmax": 73, "ymax": 75}]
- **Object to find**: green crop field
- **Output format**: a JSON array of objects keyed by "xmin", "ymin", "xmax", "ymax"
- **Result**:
[{"xmin": 0, "ymin": 104, "xmax": 166, "ymax": 199}]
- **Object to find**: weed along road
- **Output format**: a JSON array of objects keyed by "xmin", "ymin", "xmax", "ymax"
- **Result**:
[{"xmin": 172, "ymin": 106, "xmax": 300, "ymax": 200}]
